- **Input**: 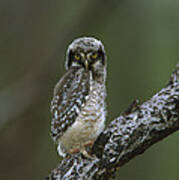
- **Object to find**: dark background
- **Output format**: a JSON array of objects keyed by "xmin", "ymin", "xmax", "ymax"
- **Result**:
[{"xmin": 0, "ymin": 0, "xmax": 179, "ymax": 179}]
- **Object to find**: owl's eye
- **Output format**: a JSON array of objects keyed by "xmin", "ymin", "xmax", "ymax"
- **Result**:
[
  {"xmin": 91, "ymin": 52, "xmax": 98, "ymax": 60},
  {"xmin": 74, "ymin": 54, "xmax": 81, "ymax": 61}
]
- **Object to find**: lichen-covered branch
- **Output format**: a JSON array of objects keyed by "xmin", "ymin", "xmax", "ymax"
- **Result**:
[{"xmin": 47, "ymin": 64, "xmax": 179, "ymax": 180}]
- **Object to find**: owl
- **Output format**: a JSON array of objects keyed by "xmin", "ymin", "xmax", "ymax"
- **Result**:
[{"xmin": 50, "ymin": 37, "xmax": 107, "ymax": 157}]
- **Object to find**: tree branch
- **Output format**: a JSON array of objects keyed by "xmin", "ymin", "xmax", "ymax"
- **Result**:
[{"xmin": 47, "ymin": 64, "xmax": 179, "ymax": 180}]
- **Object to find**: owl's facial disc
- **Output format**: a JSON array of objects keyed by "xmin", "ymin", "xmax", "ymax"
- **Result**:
[
  {"xmin": 65, "ymin": 37, "xmax": 106, "ymax": 70},
  {"xmin": 70, "ymin": 50, "xmax": 104, "ymax": 71}
]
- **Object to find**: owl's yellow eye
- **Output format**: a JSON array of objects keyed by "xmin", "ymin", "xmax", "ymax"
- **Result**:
[
  {"xmin": 91, "ymin": 52, "xmax": 98, "ymax": 59},
  {"xmin": 74, "ymin": 54, "xmax": 81, "ymax": 60}
]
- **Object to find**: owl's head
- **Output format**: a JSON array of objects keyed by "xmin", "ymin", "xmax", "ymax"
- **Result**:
[{"xmin": 65, "ymin": 37, "xmax": 106, "ymax": 71}]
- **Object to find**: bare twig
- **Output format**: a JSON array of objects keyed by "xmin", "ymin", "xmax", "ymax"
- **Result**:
[{"xmin": 47, "ymin": 65, "xmax": 179, "ymax": 180}]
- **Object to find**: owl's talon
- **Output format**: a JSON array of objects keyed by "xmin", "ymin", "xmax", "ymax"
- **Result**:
[
  {"xmin": 84, "ymin": 140, "xmax": 95, "ymax": 148},
  {"xmin": 81, "ymin": 150, "xmax": 97, "ymax": 160},
  {"xmin": 69, "ymin": 148, "xmax": 80, "ymax": 155}
]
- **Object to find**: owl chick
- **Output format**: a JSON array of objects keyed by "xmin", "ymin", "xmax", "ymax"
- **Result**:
[{"xmin": 51, "ymin": 37, "xmax": 107, "ymax": 157}]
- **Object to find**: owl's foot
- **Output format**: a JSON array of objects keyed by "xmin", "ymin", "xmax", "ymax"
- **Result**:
[
  {"xmin": 69, "ymin": 148, "xmax": 80, "ymax": 154},
  {"xmin": 68, "ymin": 148, "xmax": 96, "ymax": 159},
  {"xmin": 84, "ymin": 140, "xmax": 95, "ymax": 148},
  {"xmin": 81, "ymin": 140, "xmax": 97, "ymax": 159},
  {"xmin": 68, "ymin": 140, "xmax": 97, "ymax": 159},
  {"xmin": 81, "ymin": 149, "xmax": 97, "ymax": 159}
]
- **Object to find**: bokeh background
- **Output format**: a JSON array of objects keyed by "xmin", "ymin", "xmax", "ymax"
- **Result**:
[{"xmin": 0, "ymin": 0, "xmax": 179, "ymax": 179}]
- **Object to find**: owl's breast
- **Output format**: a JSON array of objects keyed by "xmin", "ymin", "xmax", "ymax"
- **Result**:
[
  {"xmin": 79, "ymin": 77, "xmax": 106, "ymax": 138},
  {"xmin": 62, "ymin": 73, "xmax": 106, "ymax": 143},
  {"xmin": 57, "ymin": 71, "xmax": 106, "ymax": 155},
  {"xmin": 79, "ymin": 76, "xmax": 106, "ymax": 123}
]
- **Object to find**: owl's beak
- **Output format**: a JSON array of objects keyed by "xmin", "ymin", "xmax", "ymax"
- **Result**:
[{"xmin": 84, "ymin": 60, "xmax": 89, "ymax": 70}]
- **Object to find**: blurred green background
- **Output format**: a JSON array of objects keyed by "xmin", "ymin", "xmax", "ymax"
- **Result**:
[{"xmin": 0, "ymin": 0, "xmax": 179, "ymax": 179}]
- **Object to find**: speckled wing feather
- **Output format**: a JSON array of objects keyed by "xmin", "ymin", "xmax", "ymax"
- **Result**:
[{"xmin": 51, "ymin": 67, "xmax": 90, "ymax": 142}]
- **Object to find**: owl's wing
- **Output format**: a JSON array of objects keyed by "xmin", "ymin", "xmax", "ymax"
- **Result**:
[{"xmin": 51, "ymin": 67, "xmax": 90, "ymax": 142}]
